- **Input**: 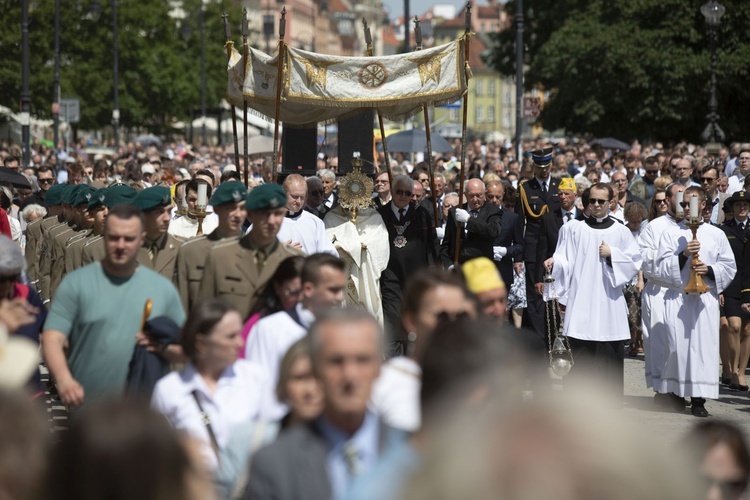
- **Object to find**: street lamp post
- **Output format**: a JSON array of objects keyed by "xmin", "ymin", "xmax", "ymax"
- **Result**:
[
  {"xmin": 200, "ymin": 1, "xmax": 207, "ymax": 146},
  {"xmin": 700, "ymin": 0, "xmax": 725, "ymax": 148},
  {"xmin": 514, "ymin": 0, "xmax": 524, "ymax": 163},
  {"xmin": 53, "ymin": 0, "xmax": 60, "ymax": 154},
  {"xmin": 21, "ymin": 0, "xmax": 31, "ymax": 167},
  {"xmin": 112, "ymin": 0, "xmax": 120, "ymax": 150}
]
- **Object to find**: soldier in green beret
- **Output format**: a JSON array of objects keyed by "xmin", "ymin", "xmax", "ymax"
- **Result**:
[
  {"xmin": 175, "ymin": 181, "xmax": 248, "ymax": 311},
  {"xmin": 80, "ymin": 184, "xmax": 143, "ymax": 265},
  {"xmin": 133, "ymin": 186, "xmax": 182, "ymax": 280},
  {"xmin": 26, "ymin": 183, "xmax": 66, "ymax": 295},
  {"xmin": 38, "ymin": 184, "xmax": 76, "ymax": 304},
  {"xmin": 63, "ymin": 188, "xmax": 108, "ymax": 274},
  {"xmin": 198, "ymin": 183, "xmax": 303, "ymax": 318}
]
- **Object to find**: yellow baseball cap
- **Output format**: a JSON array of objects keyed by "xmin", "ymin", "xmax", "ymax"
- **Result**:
[
  {"xmin": 462, "ymin": 257, "xmax": 505, "ymax": 293},
  {"xmin": 558, "ymin": 177, "xmax": 577, "ymax": 192}
]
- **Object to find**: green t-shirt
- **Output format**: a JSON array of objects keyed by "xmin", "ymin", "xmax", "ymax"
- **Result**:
[{"xmin": 45, "ymin": 262, "xmax": 186, "ymax": 405}]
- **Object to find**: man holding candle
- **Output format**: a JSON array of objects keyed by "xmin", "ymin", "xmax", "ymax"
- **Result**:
[
  {"xmin": 544, "ymin": 182, "xmax": 642, "ymax": 398},
  {"xmin": 653, "ymin": 186, "xmax": 736, "ymax": 417},
  {"xmin": 168, "ymin": 179, "xmax": 219, "ymax": 240}
]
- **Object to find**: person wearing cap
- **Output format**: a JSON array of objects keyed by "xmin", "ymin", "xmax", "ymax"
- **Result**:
[
  {"xmin": 544, "ymin": 182, "xmax": 642, "ymax": 401},
  {"xmin": 515, "ymin": 146, "xmax": 561, "ymax": 342},
  {"xmin": 719, "ymin": 190, "xmax": 750, "ymax": 391},
  {"xmin": 63, "ymin": 187, "xmax": 109, "ymax": 275},
  {"xmin": 48, "ymin": 185, "xmax": 94, "ymax": 300},
  {"xmin": 133, "ymin": 186, "xmax": 182, "ymax": 280},
  {"xmin": 58, "ymin": 186, "xmax": 99, "ymax": 282},
  {"xmin": 175, "ymin": 181, "xmax": 248, "ymax": 312},
  {"xmin": 42, "ymin": 204, "xmax": 186, "ymax": 412},
  {"xmin": 141, "ymin": 163, "xmax": 156, "ymax": 188},
  {"xmin": 462, "ymin": 257, "xmax": 508, "ymax": 321},
  {"xmin": 652, "ymin": 186, "xmax": 735, "ymax": 417},
  {"xmin": 198, "ymin": 183, "xmax": 303, "ymax": 319},
  {"xmin": 277, "ymin": 174, "xmax": 338, "ymax": 257},
  {"xmin": 485, "ymin": 181, "xmax": 523, "ymax": 297},
  {"xmin": 25, "ymin": 183, "xmax": 64, "ymax": 292},
  {"xmin": 37, "ymin": 184, "xmax": 72, "ymax": 302},
  {"xmin": 168, "ymin": 179, "xmax": 219, "ymax": 240}
]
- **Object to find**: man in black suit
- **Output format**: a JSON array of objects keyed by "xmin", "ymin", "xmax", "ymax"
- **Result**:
[
  {"xmin": 516, "ymin": 147, "xmax": 561, "ymax": 342},
  {"xmin": 485, "ymin": 181, "xmax": 524, "ymax": 291},
  {"xmin": 378, "ymin": 174, "xmax": 439, "ymax": 354},
  {"xmin": 419, "ymin": 172, "xmax": 446, "ymax": 226},
  {"xmin": 245, "ymin": 310, "xmax": 404, "ymax": 500},
  {"xmin": 440, "ymin": 178, "xmax": 501, "ymax": 268}
]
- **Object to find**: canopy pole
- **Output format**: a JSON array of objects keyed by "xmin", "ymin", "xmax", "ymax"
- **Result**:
[
  {"xmin": 221, "ymin": 13, "xmax": 241, "ymax": 173},
  {"xmin": 414, "ymin": 17, "xmax": 439, "ymax": 228},
  {"xmin": 271, "ymin": 7, "xmax": 286, "ymax": 184},
  {"xmin": 454, "ymin": 2, "xmax": 472, "ymax": 265},
  {"xmin": 242, "ymin": 8, "xmax": 250, "ymax": 188},
  {"xmin": 362, "ymin": 19, "xmax": 393, "ymax": 186}
]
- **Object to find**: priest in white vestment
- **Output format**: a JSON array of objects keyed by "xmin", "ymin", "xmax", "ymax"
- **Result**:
[
  {"xmin": 637, "ymin": 183, "xmax": 684, "ymax": 397},
  {"xmin": 277, "ymin": 174, "xmax": 338, "ymax": 256},
  {"xmin": 653, "ymin": 186, "xmax": 736, "ymax": 417},
  {"xmin": 547, "ymin": 183, "xmax": 642, "ymax": 395}
]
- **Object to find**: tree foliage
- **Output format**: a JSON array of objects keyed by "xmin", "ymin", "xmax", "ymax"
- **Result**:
[
  {"xmin": 486, "ymin": 0, "xmax": 750, "ymax": 142},
  {"xmin": 0, "ymin": 0, "xmax": 244, "ymax": 134}
]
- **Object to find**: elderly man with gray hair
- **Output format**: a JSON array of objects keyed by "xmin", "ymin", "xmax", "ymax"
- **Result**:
[
  {"xmin": 377, "ymin": 174, "xmax": 439, "ymax": 355},
  {"xmin": 317, "ymin": 168, "xmax": 338, "ymax": 209}
]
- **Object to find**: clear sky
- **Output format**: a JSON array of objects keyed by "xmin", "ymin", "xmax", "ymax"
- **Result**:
[{"xmin": 383, "ymin": 0, "xmax": 465, "ymax": 21}]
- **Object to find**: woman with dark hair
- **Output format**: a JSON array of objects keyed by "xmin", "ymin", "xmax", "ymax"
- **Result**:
[
  {"xmin": 46, "ymin": 400, "xmax": 213, "ymax": 500},
  {"xmin": 685, "ymin": 421, "xmax": 750, "ymax": 500},
  {"xmin": 240, "ymin": 256, "xmax": 304, "ymax": 357},
  {"xmin": 152, "ymin": 298, "xmax": 271, "ymax": 497},
  {"xmin": 648, "ymin": 188, "xmax": 669, "ymax": 221},
  {"xmin": 370, "ymin": 268, "xmax": 477, "ymax": 432}
]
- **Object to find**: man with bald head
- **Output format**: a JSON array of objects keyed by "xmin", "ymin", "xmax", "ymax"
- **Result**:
[
  {"xmin": 440, "ymin": 178, "xmax": 501, "ymax": 267},
  {"xmin": 278, "ymin": 174, "xmax": 337, "ymax": 256}
]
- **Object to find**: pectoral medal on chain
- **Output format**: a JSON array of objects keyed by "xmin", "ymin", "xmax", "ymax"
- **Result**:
[{"xmin": 394, "ymin": 221, "xmax": 410, "ymax": 248}]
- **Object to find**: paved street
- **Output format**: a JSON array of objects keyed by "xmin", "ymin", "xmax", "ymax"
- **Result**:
[{"xmin": 623, "ymin": 355, "xmax": 750, "ymax": 445}]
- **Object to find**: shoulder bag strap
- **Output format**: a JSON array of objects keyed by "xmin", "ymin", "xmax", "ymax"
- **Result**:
[{"xmin": 191, "ymin": 390, "xmax": 220, "ymax": 464}]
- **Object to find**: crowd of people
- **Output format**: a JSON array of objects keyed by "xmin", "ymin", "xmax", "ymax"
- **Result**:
[{"xmin": 1, "ymin": 135, "xmax": 750, "ymax": 499}]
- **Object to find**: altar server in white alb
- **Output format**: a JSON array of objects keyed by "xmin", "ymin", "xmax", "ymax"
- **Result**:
[
  {"xmin": 653, "ymin": 186, "xmax": 736, "ymax": 418},
  {"xmin": 276, "ymin": 174, "xmax": 338, "ymax": 256},
  {"xmin": 546, "ymin": 182, "xmax": 642, "ymax": 396},
  {"xmin": 638, "ymin": 183, "xmax": 685, "ymax": 407}
]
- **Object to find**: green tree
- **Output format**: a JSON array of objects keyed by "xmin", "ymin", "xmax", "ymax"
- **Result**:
[
  {"xmin": 486, "ymin": 0, "xmax": 750, "ymax": 143},
  {"xmin": 0, "ymin": 0, "xmax": 243, "ymax": 136}
]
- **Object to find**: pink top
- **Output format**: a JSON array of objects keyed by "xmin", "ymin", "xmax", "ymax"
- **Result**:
[{"xmin": 239, "ymin": 312, "xmax": 262, "ymax": 359}]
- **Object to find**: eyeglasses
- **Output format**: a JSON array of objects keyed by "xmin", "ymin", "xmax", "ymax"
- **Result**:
[
  {"xmin": 282, "ymin": 287, "xmax": 302, "ymax": 297},
  {"xmin": 395, "ymin": 189, "xmax": 412, "ymax": 197},
  {"xmin": 418, "ymin": 177, "xmax": 429, "ymax": 183},
  {"xmin": 585, "ymin": 159, "xmax": 597, "ymax": 166},
  {"xmin": 0, "ymin": 274, "xmax": 20, "ymax": 284},
  {"xmin": 589, "ymin": 198, "xmax": 609, "ymax": 205},
  {"xmin": 699, "ymin": 177, "xmax": 717, "ymax": 183},
  {"xmin": 654, "ymin": 198, "xmax": 667, "ymax": 204},
  {"xmin": 38, "ymin": 178, "xmax": 55, "ymax": 184},
  {"xmin": 436, "ymin": 310, "xmax": 471, "ymax": 323}
]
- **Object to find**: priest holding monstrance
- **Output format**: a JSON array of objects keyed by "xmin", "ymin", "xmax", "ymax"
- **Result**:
[{"xmin": 325, "ymin": 156, "xmax": 390, "ymax": 326}]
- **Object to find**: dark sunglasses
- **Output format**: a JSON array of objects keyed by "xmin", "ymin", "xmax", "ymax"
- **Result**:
[
  {"xmin": 699, "ymin": 177, "xmax": 717, "ymax": 183},
  {"xmin": 38, "ymin": 178, "xmax": 55, "ymax": 184},
  {"xmin": 585, "ymin": 159, "xmax": 598, "ymax": 166},
  {"xmin": 436, "ymin": 311, "xmax": 471, "ymax": 323},
  {"xmin": 589, "ymin": 198, "xmax": 609, "ymax": 205},
  {"xmin": 645, "ymin": 170, "xmax": 659, "ymax": 175},
  {"xmin": 395, "ymin": 189, "xmax": 412, "ymax": 197},
  {"xmin": 0, "ymin": 274, "xmax": 20, "ymax": 284},
  {"xmin": 654, "ymin": 198, "xmax": 667, "ymax": 204}
]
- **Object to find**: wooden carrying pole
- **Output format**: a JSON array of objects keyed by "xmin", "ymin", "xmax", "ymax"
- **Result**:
[
  {"xmin": 271, "ymin": 7, "xmax": 286, "ymax": 183},
  {"xmin": 362, "ymin": 18, "xmax": 393, "ymax": 186},
  {"xmin": 242, "ymin": 8, "xmax": 250, "ymax": 188},
  {"xmin": 413, "ymin": 17, "xmax": 439, "ymax": 228},
  {"xmin": 454, "ymin": 2, "xmax": 472, "ymax": 265},
  {"xmin": 221, "ymin": 13, "xmax": 241, "ymax": 171}
]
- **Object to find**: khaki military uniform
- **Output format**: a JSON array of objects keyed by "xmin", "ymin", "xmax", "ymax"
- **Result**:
[
  {"xmin": 64, "ymin": 229, "xmax": 96, "ymax": 275},
  {"xmin": 198, "ymin": 236, "xmax": 303, "ymax": 319},
  {"xmin": 174, "ymin": 231, "xmax": 240, "ymax": 312},
  {"xmin": 39, "ymin": 219, "xmax": 72, "ymax": 304},
  {"xmin": 25, "ymin": 216, "xmax": 56, "ymax": 292},
  {"xmin": 81, "ymin": 233, "xmax": 180, "ymax": 281},
  {"xmin": 50, "ymin": 223, "xmax": 87, "ymax": 298}
]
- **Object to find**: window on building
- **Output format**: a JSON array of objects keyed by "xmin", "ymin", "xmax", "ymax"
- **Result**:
[
  {"xmin": 475, "ymin": 80, "xmax": 483, "ymax": 97},
  {"xmin": 450, "ymin": 108, "xmax": 459, "ymax": 122},
  {"xmin": 503, "ymin": 110, "xmax": 511, "ymax": 128},
  {"xmin": 476, "ymin": 106, "xmax": 484, "ymax": 123},
  {"xmin": 488, "ymin": 106, "xmax": 495, "ymax": 124},
  {"xmin": 503, "ymin": 88, "xmax": 512, "ymax": 105},
  {"xmin": 488, "ymin": 79, "xmax": 496, "ymax": 96}
]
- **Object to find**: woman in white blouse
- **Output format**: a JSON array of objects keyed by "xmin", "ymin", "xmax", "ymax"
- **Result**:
[{"xmin": 152, "ymin": 298, "xmax": 273, "ymax": 498}]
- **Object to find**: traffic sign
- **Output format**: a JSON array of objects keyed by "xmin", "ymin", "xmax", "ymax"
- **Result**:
[
  {"xmin": 60, "ymin": 98, "xmax": 80, "ymax": 123},
  {"xmin": 523, "ymin": 97, "xmax": 540, "ymax": 119}
]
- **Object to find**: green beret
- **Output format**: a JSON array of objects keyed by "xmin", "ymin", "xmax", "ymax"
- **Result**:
[
  {"xmin": 87, "ymin": 188, "xmax": 108, "ymax": 210},
  {"xmin": 210, "ymin": 181, "xmax": 248, "ymax": 207},
  {"xmin": 246, "ymin": 183, "xmax": 287, "ymax": 211},
  {"xmin": 102, "ymin": 184, "xmax": 138, "ymax": 208},
  {"xmin": 62, "ymin": 184, "xmax": 85, "ymax": 206},
  {"xmin": 73, "ymin": 185, "xmax": 98, "ymax": 208},
  {"xmin": 133, "ymin": 186, "xmax": 172, "ymax": 212},
  {"xmin": 44, "ymin": 184, "xmax": 67, "ymax": 207}
]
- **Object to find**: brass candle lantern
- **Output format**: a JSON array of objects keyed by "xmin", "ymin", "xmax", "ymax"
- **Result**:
[{"xmin": 684, "ymin": 218, "xmax": 710, "ymax": 294}]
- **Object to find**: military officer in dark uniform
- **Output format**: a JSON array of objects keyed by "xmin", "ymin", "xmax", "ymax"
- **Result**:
[
  {"xmin": 174, "ymin": 181, "xmax": 247, "ymax": 312},
  {"xmin": 198, "ymin": 183, "xmax": 303, "ymax": 319},
  {"xmin": 515, "ymin": 146, "xmax": 561, "ymax": 345}
]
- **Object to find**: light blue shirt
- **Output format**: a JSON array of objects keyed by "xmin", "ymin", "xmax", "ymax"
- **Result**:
[
  {"xmin": 345, "ymin": 439, "xmax": 420, "ymax": 500},
  {"xmin": 317, "ymin": 412, "xmax": 380, "ymax": 500}
]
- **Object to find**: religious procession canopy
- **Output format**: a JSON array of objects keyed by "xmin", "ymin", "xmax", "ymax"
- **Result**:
[{"xmin": 226, "ymin": 37, "xmax": 470, "ymax": 126}]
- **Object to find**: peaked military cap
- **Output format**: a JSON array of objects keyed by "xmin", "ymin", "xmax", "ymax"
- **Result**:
[
  {"xmin": 723, "ymin": 190, "xmax": 750, "ymax": 211},
  {"xmin": 530, "ymin": 146, "xmax": 554, "ymax": 167},
  {"xmin": 210, "ymin": 181, "xmax": 248, "ymax": 207}
]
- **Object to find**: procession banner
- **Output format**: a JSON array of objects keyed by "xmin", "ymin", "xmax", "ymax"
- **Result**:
[{"xmin": 227, "ymin": 38, "xmax": 469, "ymax": 126}]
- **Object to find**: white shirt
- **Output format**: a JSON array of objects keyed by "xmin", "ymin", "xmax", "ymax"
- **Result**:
[
  {"xmin": 276, "ymin": 209, "xmax": 338, "ymax": 256},
  {"xmin": 728, "ymin": 174, "xmax": 745, "ymax": 195},
  {"xmin": 151, "ymin": 360, "xmax": 271, "ymax": 470},
  {"xmin": 168, "ymin": 212, "xmax": 219, "ymax": 240},
  {"xmin": 245, "ymin": 303, "xmax": 313, "ymax": 419},
  {"xmin": 391, "ymin": 203, "xmax": 410, "ymax": 220},
  {"xmin": 369, "ymin": 356, "xmax": 421, "ymax": 432}
]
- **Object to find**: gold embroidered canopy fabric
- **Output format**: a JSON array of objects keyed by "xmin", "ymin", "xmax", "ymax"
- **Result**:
[{"xmin": 226, "ymin": 37, "xmax": 468, "ymax": 126}]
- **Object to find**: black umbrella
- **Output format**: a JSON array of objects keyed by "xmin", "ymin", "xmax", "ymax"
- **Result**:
[
  {"xmin": 0, "ymin": 167, "xmax": 31, "ymax": 189},
  {"xmin": 136, "ymin": 134, "xmax": 162, "ymax": 147},
  {"xmin": 385, "ymin": 129, "xmax": 454, "ymax": 154},
  {"xmin": 589, "ymin": 137, "xmax": 630, "ymax": 151}
]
